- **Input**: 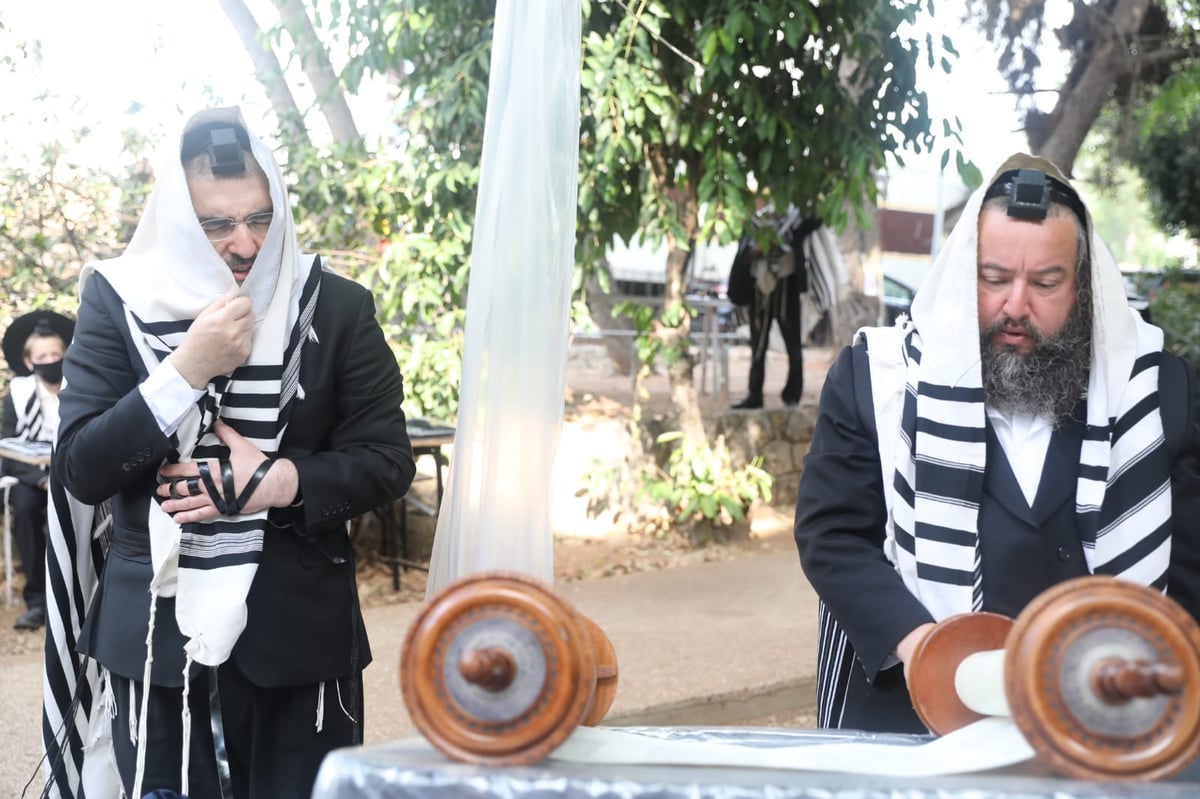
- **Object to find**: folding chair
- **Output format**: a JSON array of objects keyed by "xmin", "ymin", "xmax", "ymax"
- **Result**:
[{"xmin": 1, "ymin": 474, "xmax": 16, "ymax": 606}]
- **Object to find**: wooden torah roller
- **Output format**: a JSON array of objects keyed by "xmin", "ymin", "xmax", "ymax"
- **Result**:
[
  {"xmin": 400, "ymin": 571, "xmax": 619, "ymax": 765},
  {"xmin": 907, "ymin": 575, "xmax": 1200, "ymax": 780}
]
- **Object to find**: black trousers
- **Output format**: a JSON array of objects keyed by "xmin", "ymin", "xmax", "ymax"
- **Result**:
[
  {"xmin": 110, "ymin": 661, "xmax": 364, "ymax": 798},
  {"xmin": 746, "ymin": 281, "xmax": 804, "ymax": 404},
  {"xmin": 9, "ymin": 481, "xmax": 47, "ymax": 609}
]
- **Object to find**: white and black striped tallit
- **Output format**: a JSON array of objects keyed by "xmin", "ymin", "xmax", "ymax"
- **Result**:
[
  {"xmin": 42, "ymin": 106, "xmax": 319, "ymax": 798},
  {"xmin": 10, "ymin": 374, "xmax": 52, "ymax": 444},
  {"xmin": 814, "ymin": 157, "xmax": 1171, "ymax": 724},
  {"xmin": 803, "ymin": 225, "xmax": 848, "ymax": 316}
]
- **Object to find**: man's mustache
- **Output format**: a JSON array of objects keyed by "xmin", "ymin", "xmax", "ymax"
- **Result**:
[{"xmin": 981, "ymin": 317, "xmax": 1045, "ymax": 344}]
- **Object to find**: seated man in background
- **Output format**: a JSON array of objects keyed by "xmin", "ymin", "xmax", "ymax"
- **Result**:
[
  {"xmin": 1, "ymin": 310, "xmax": 73, "ymax": 630},
  {"xmin": 794, "ymin": 153, "xmax": 1200, "ymax": 733}
]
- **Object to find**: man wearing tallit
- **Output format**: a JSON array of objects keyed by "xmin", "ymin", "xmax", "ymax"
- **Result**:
[
  {"xmin": 795, "ymin": 154, "xmax": 1200, "ymax": 734},
  {"xmin": 2, "ymin": 310, "xmax": 73, "ymax": 630},
  {"xmin": 48, "ymin": 107, "xmax": 415, "ymax": 797}
]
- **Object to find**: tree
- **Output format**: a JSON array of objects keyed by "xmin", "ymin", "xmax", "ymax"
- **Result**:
[
  {"xmin": 1127, "ymin": 112, "xmax": 1200, "ymax": 241},
  {"xmin": 221, "ymin": 1, "xmax": 953, "ymax": 526},
  {"xmin": 0, "ymin": 22, "xmax": 156, "ymax": 373},
  {"xmin": 217, "ymin": 0, "xmax": 309, "ymax": 146},
  {"xmin": 329, "ymin": 1, "xmax": 945, "ymax": 439},
  {"xmin": 964, "ymin": 0, "xmax": 1200, "ymax": 175},
  {"xmin": 575, "ymin": 1, "xmax": 942, "ymax": 444}
]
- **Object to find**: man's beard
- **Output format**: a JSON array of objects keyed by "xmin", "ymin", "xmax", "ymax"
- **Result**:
[{"xmin": 979, "ymin": 304, "xmax": 1091, "ymax": 425}]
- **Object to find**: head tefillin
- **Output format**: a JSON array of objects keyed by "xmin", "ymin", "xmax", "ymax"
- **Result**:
[
  {"xmin": 180, "ymin": 121, "xmax": 251, "ymax": 176},
  {"xmin": 983, "ymin": 164, "xmax": 1088, "ymax": 230},
  {"xmin": 1004, "ymin": 169, "xmax": 1052, "ymax": 220}
]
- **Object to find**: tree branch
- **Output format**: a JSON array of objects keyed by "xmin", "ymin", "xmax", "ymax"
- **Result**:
[{"xmin": 216, "ymin": 0, "xmax": 310, "ymax": 146}]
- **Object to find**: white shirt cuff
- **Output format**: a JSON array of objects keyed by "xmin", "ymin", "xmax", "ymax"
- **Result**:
[{"xmin": 139, "ymin": 360, "xmax": 204, "ymax": 436}]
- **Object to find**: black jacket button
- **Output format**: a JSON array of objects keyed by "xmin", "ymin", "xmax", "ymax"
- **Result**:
[{"xmin": 1057, "ymin": 546, "xmax": 1072, "ymax": 561}]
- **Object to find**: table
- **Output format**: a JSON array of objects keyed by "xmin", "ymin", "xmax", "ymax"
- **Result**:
[
  {"xmin": 376, "ymin": 422, "xmax": 455, "ymax": 590},
  {"xmin": 312, "ymin": 727, "xmax": 1200, "ymax": 799},
  {"xmin": 0, "ymin": 438, "xmax": 51, "ymax": 467}
]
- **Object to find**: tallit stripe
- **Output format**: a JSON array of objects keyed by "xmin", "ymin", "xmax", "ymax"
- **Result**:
[
  {"xmin": 281, "ymin": 260, "xmax": 321, "ymax": 412},
  {"xmin": 231, "ymin": 364, "xmax": 283, "ymax": 381},
  {"xmin": 182, "ymin": 518, "xmax": 271, "ymax": 537},
  {"xmin": 1131, "ymin": 351, "xmax": 1161, "ymax": 377},
  {"xmin": 915, "ymin": 562, "xmax": 976, "ymax": 586},
  {"xmin": 915, "ymin": 382, "xmax": 985, "ymax": 403},
  {"xmin": 180, "ymin": 534, "xmax": 264, "ymax": 558},
  {"xmin": 1107, "ymin": 443, "xmax": 1170, "ymax": 501},
  {"xmin": 42, "ymin": 482, "xmax": 105, "ymax": 798},
  {"xmin": 904, "ymin": 522, "xmax": 976, "ymax": 547},
  {"xmin": 911, "ymin": 494, "xmax": 981, "ymax": 524},
  {"xmin": 178, "ymin": 551, "xmax": 262, "ymax": 570},
  {"xmin": 914, "ymin": 418, "xmax": 988, "ymax": 444},
  {"xmin": 219, "ymin": 407, "xmax": 279, "ymax": 423},
  {"xmin": 1094, "ymin": 519, "xmax": 1171, "ymax": 574},
  {"xmin": 133, "ymin": 317, "xmax": 194, "ymax": 337},
  {"xmin": 912, "ymin": 456, "xmax": 986, "ymax": 489},
  {"xmin": 221, "ymin": 418, "xmax": 282, "ymax": 441},
  {"xmin": 893, "ymin": 522, "xmax": 915, "ymax": 555},
  {"xmin": 911, "ymin": 536, "xmax": 979, "ymax": 567},
  {"xmin": 815, "ymin": 601, "xmax": 854, "ymax": 728},
  {"xmin": 1111, "ymin": 396, "xmax": 1158, "ymax": 445},
  {"xmin": 221, "ymin": 394, "xmax": 279, "ymax": 408}
]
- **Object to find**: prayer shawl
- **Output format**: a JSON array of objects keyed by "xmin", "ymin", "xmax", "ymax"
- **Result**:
[
  {"xmin": 815, "ymin": 155, "xmax": 1171, "ymax": 727},
  {"xmin": 803, "ymin": 225, "xmax": 848, "ymax": 316},
  {"xmin": 42, "ymin": 106, "xmax": 320, "ymax": 798},
  {"xmin": 10, "ymin": 374, "xmax": 55, "ymax": 448}
]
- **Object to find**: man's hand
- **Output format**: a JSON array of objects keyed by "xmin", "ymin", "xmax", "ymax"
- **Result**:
[
  {"xmin": 895, "ymin": 622, "xmax": 936, "ymax": 684},
  {"xmin": 157, "ymin": 419, "xmax": 300, "ymax": 523},
  {"xmin": 169, "ymin": 289, "xmax": 254, "ymax": 389}
]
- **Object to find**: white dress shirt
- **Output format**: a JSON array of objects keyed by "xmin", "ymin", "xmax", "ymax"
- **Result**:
[{"xmin": 985, "ymin": 406, "xmax": 1053, "ymax": 506}]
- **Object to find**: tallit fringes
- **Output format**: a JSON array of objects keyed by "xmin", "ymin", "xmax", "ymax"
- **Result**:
[
  {"xmin": 128, "ymin": 680, "xmax": 138, "ymax": 746},
  {"xmin": 315, "ymin": 680, "xmax": 326, "ymax": 732},
  {"xmin": 335, "ymin": 677, "xmax": 357, "ymax": 724},
  {"xmin": 98, "ymin": 667, "xmax": 117, "ymax": 721},
  {"xmin": 180, "ymin": 654, "xmax": 194, "ymax": 797},
  {"xmin": 131, "ymin": 586, "xmax": 160, "ymax": 799}
]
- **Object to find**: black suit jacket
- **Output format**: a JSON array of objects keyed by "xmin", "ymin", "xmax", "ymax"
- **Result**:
[
  {"xmin": 54, "ymin": 268, "xmax": 415, "ymax": 688},
  {"xmin": 795, "ymin": 339, "xmax": 1200, "ymax": 732}
]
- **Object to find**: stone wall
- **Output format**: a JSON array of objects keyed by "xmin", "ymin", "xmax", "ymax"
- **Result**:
[{"xmin": 644, "ymin": 404, "xmax": 818, "ymax": 509}]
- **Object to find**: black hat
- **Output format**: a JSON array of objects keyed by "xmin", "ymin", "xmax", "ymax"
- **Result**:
[{"xmin": 2, "ymin": 311, "xmax": 75, "ymax": 377}]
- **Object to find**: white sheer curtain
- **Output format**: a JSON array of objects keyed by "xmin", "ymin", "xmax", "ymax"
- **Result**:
[{"xmin": 425, "ymin": 0, "xmax": 582, "ymax": 594}]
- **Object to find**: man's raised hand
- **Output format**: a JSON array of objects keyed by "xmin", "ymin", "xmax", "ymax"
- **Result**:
[{"xmin": 169, "ymin": 288, "xmax": 254, "ymax": 389}]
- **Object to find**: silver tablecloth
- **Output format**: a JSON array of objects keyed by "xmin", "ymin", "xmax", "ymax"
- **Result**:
[{"xmin": 312, "ymin": 727, "xmax": 1200, "ymax": 799}]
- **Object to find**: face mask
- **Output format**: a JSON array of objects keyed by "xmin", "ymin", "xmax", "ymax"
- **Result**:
[{"xmin": 32, "ymin": 359, "xmax": 64, "ymax": 385}]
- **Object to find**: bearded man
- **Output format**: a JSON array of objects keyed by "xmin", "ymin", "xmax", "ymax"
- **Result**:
[{"xmin": 794, "ymin": 153, "xmax": 1200, "ymax": 733}]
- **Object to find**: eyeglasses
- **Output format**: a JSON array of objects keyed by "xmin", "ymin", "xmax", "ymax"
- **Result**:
[{"xmin": 198, "ymin": 211, "xmax": 274, "ymax": 242}]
